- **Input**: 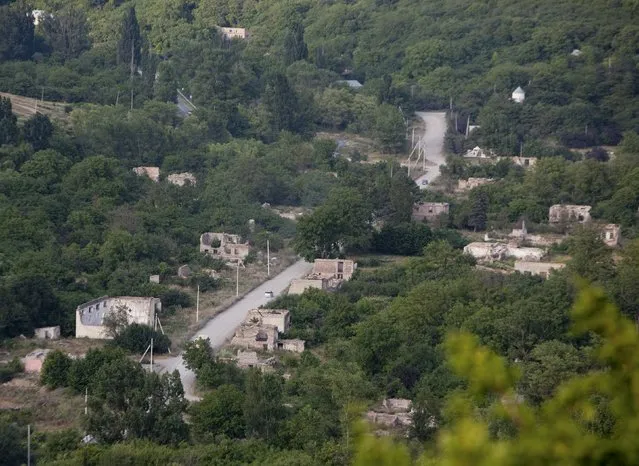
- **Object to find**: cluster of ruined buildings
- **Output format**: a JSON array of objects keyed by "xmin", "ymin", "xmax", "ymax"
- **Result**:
[
  {"xmin": 288, "ymin": 259, "xmax": 356, "ymax": 295},
  {"xmin": 230, "ymin": 308, "xmax": 304, "ymax": 351},
  {"xmin": 462, "ymin": 146, "xmax": 538, "ymax": 169},
  {"xmin": 199, "ymin": 232, "xmax": 250, "ymax": 264},
  {"xmin": 413, "ymin": 202, "xmax": 620, "ymax": 279},
  {"xmin": 133, "ymin": 167, "xmax": 197, "ymax": 186},
  {"xmin": 366, "ymin": 398, "xmax": 421, "ymax": 434}
]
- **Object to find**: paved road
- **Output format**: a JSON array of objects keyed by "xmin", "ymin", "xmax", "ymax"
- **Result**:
[
  {"xmin": 158, "ymin": 259, "xmax": 312, "ymax": 400},
  {"xmin": 414, "ymin": 111, "xmax": 447, "ymax": 186},
  {"xmin": 176, "ymin": 89, "xmax": 196, "ymax": 118}
]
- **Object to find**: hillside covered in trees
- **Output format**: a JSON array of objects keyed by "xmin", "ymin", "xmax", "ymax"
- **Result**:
[{"xmin": 2, "ymin": 0, "xmax": 639, "ymax": 464}]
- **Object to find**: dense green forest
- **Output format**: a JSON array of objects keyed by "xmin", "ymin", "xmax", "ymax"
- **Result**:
[{"xmin": 3, "ymin": 0, "xmax": 639, "ymax": 464}]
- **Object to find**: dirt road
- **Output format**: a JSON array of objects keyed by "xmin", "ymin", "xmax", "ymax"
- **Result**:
[{"xmin": 157, "ymin": 259, "xmax": 312, "ymax": 400}]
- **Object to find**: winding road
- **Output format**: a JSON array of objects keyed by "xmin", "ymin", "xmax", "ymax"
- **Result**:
[
  {"xmin": 414, "ymin": 111, "xmax": 447, "ymax": 186},
  {"xmin": 158, "ymin": 259, "xmax": 312, "ymax": 400}
]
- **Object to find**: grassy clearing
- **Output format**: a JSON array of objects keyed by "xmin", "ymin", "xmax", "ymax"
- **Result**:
[{"xmin": 0, "ymin": 91, "xmax": 71, "ymax": 122}]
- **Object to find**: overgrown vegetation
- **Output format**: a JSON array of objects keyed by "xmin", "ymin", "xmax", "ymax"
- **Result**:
[{"xmin": 3, "ymin": 0, "xmax": 639, "ymax": 464}]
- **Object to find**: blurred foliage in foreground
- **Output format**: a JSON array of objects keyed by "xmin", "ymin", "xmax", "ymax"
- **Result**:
[{"xmin": 354, "ymin": 284, "xmax": 639, "ymax": 465}]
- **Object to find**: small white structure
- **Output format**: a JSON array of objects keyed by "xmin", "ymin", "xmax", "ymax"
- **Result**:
[
  {"xmin": 76, "ymin": 296, "xmax": 160, "ymax": 339},
  {"xmin": 571, "ymin": 49, "xmax": 582, "ymax": 57},
  {"xmin": 512, "ymin": 86, "xmax": 525, "ymax": 103},
  {"xmin": 167, "ymin": 172, "xmax": 196, "ymax": 186},
  {"xmin": 133, "ymin": 166, "xmax": 160, "ymax": 182},
  {"xmin": 506, "ymin": 156, "xmax": 537, "ymax": 168},
  {"xmin": 463, "ymin": 146, "xmax": 493, "ymax": 159},
  {"xmin": 514, "ymin": 261, "xmax": 566, "ymax": 278},
  {"xmin": 602, "ymin": 224, "xmax": 621, "ymax": 247},
  {"xmin": 412, "ymin": 202, "xmax": 449, "ymax": 222},
  {"xmin": 219, "ymin": 27, "xmax": 248, "ymax": 40},
  {"xmin": 506, "ymin": 246, "xmax": 545, "ymax": 262},
  {"xmin": 336, "ymin": 79, "xmax": 363, "ymax": 89},
  {"xmin": 464, "ymin": 242, "xmax": 544, "ymax": 262},
  {"xmin": 456, "ymin": 177, "xmax": 495, "ymax": 192},
  {"xmin": 510, "ymin": 220, "xmax": 528, "ymax": 240},
  {"xmin": 149, "ymin": 275, "xmax": 160, "ymax": 284},
  {"xmin": 277, "ymin": 339, "xmax": 305, "ymax": 353},
  {"xmin": 464, "ymin": 242, "xmax": 508, "ymax": 261},
  {"xmin": 245, "ymin": 309, "xmax": 291, "ymax": 334},
  {"xmin": 34, "ymin": 326, "xmax": 60, "ymax": 340},
  {"xmin": 200, "ymin": 232, "xmax": 250, "ymax": 262},
  {"xmin": 31, "ymin": 10, "xmax": 48, "ymax": 26},
  {"xmin": 549, "ymin": 205, "xmax": 592, "ymax": 224}
]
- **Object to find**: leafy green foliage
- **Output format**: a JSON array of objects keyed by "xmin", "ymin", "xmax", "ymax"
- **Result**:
[
  {"xmin": 0, "ymin": 1, "xmax": 34, "ymax": 61},
  {"xmin": 0, "ymin": 357, "xmax": 23, "ymax": 383},
  {"xmin": 0, "ymin": 97, "xmax": 18, "ymax": 146},
  {"xmin": 41, "ymin": 350, "xmax": 73, "ymax": 389},
  {"xmin": 190, "ymin": 384, "xmax": 246, "ymax": 440},
  {"xmin": 111, "ymin": 323, "xmax": 171, "ymax": 354},
  {"xmin": 353, "ymin": 285, "xmax": 639, "ymax": 465}
]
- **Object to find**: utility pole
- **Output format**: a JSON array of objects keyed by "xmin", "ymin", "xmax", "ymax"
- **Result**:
[
  {"xmin": 84, "ymin": 387, "xmax": 88, "ymax": 415},
  {"xmin": 41, "ymin": 86, "xmax": 44, "ymax": 103},
  {"xmin": 196, "ymin": 284, "xmax": 200, "ymax": 322},
  {"xmin": 150, "ymin": 338, "xmax": 153, "ymax": 372},
  {"xmin": 267, "ymin": 240, "xmax": 270, "ymax": 277},
  {"xmin": 411, "ymin": 127, "xmax": 415, "ymax": 148},
  {"xmin": 27, "ymin": 424, "xmax": 31, "ymax": 466},
  {"xmin": 236, "ymin": 262, "xmax": 239, "ymax": 296},
  {"xmin": 465, "ymin": 115, "xmax": 470, "ymax": 138}
]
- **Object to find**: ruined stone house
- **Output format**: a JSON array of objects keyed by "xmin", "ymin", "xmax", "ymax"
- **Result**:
[
  {"xmin": 34, "ymin": 326, "xmax": 60, "ymax": 340},
  {"xmin": 231, "ymin": 322, "xmax": 279, "ymax": 351},
  {"xmin": 464, "ymin": 242, "xmax": 544, "ymax": 262},
  {"xmin": 456, "ymin": 177, "xmax": 495, "ymax": 192},
  {"xmin": 76, "ymin": 296, "xmax": 160, "ymax": 339},
  {"xmin": 167, "ymin": 172, "xmax": 197, "ymax": 186},
  {"xmin": 602, "ymin": 224, "xmax": 620, "ymax": 247},
  {"xmin": 312, "ymin": 259, "xmax": 356, "ymax": 281},
  {"xmin": 412, "ymin": 202, "xmax": 449, "ymax": 222},
  {"xmin": 366, "ymin": 398, "xmax": 414, "ymax": 428},
  {"xmin": 200, "ymin": 232, "xmax": 250, "ymax": 263},
  {"xmin": 244, "ymin": 309, "xmax": 291, "ymax": 334},
  {"xmin": 548, "ymin": 204, "xmax": 592, "ymax": 224},
  {"xmin": 277, "ymin": 339, "xmax": 305, "ymax": 353},
  {"xmin": 463, "ymin": 146, "xmax": 493, "ymax": 159},
  {"xmin": 507, "ymin": 156, "xmax": 537, "ymax": 168},
  {"xmin": 132, "ymin": 166, "xmax": 160, "ymax": 182},
  {"xmin": 514, "ymin": 261, "xmax": 566, "ymax": 278},
  {"xmin": 219, "ymin": 27, "xmax": 248, "ymax": 39}
]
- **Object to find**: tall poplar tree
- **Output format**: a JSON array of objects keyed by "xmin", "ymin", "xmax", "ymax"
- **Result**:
[{"xmin": 117, "ymin": 7, "xmax": 142, "ymax": 73}]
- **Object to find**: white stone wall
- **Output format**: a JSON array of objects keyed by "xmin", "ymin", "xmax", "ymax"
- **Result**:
[{"xmin": 76, "ymin": 297, "xmax": 160, "ymax": 339}]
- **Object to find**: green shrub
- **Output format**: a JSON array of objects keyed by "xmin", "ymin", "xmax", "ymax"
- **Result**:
[
  {"xmin": 41, "ymin": 350, "xmax": 72, "ymax": 389},
  {"xmin": 111, "ymin": 324, "xmax": 171, "ymax": 354},
  {"xmin": 0, "ymin": 357, "xmax": 23, "ymax": 383}
]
